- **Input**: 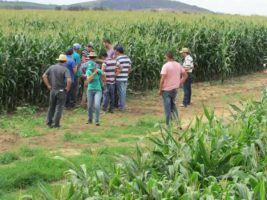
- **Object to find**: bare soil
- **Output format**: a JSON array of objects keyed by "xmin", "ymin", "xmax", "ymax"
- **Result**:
[{"xmin": 0, "ymin": 72, "xmax": 266, "ymax": 155}]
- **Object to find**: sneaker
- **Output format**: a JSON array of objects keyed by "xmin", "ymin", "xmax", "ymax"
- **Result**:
[
  {"xmin": 52, "ymin": 125, "xmax": 61, "ymax": 129},
  {"xmin": 96, "ymin": 122, "xmax": 100, "ymax": 126},
  {"xmin": 87, "ymin": 119, "xmax": 93, "ymax": 124},
  {"xmin": 108, "ymin": 109, "xmax": 114, "ymax": 113},
  {"xmin": 180, "ymin": 104, "xmax": 186, "ymax": 108}
]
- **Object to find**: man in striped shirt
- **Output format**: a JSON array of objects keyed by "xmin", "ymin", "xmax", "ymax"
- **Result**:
[
  {"xmin": 115, "ymin": 46, "xmax": 132, "ymax": 112},
  {"xmin": 101, "ymin": 52, "xmax": 117, "ymax": 113}
]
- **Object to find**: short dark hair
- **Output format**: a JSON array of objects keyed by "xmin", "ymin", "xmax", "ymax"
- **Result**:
[
  {"xmin": 103, "ymin": 39, "xmax": 112, "ymax": 44},
  {"xmin": 66, "ymin": 48, "xmax": 73, "ymax": 56},
  {"xmin": 100, "ymin": 52, "xmax": 108, "ymax": 58},
  {"xmin": 165, "ymin": 51, "xmax": 174, "ymax": 59},
  {"xmin": 115, "ymin": 46, "xmax": 124, "ymax": 54}
]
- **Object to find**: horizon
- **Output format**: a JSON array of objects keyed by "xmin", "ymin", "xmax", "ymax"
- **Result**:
[{"xmin": 3, "ymin": 0, "xmax": 267, "ymax": 16}]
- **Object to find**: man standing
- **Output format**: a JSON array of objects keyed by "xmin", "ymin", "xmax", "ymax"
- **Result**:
[
  {"xmin": 115, "ymin": 46, "xmax": 132, "ymax": 112},
  {"xmin": 82, "ymin": 43, "xmax": 94, "ymax": 63},
  {"xmin": 73, "ymin": 43, "xmax": 82, "ymax": 104},
  {"xmin": 86, "ymin": 52, "xmax": 106, "ymax": 126},
  {"xmin": 158, "ymin": 51, "xmax": 188, "ymax": 126},
  {"xmin": 180, "ymin": 48, "xmax": 194, "ymax": 107},
  {"xmin": 101, "ymin": 52, "xmax": 116, "ymax": 113},
  {"xmin": 103, "ymin": 39, "xmax": 115, "ymax": 59},
  {"xmin": 65, "ymin": 48, "xmax": 76, "ymax": 108},
  {"xmin": 42, "ymin": 54, "xmax": 72, "ymax": 128}
]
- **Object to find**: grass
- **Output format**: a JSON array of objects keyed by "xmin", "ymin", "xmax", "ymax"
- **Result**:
[
  {"xmin": 64, "ymin": 132, "xmax": 104, "ymax": 144},
  {"xmin": 0, "ymin": 152, "xmax": 19, "ymax": 165}
]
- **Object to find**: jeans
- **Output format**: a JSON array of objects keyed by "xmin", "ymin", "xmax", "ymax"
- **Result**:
[
  {"xmin": 47, "ymin": 89, "xmax": 66, "ymax": 127},
  {"xmin": 87, "ymin": 90, "xmax": 102, "ymax": 123},
  {"xmin": 103, "ymin": 84, "xmax": 115, "ymax": 111},
  {"xmin": 116, "ymin": 81, "xmax": 127, "ymax": 111},
  {"xmin": 66, "ymin": 79, "xmax": 77, "ymax": 108},
  {"xmin": 162, "ymin": 89, "xmax": 179, "ymax": 126},
  {"xmin": 183, "ymin": 73, "xmax": 193, "ymax": 107}
]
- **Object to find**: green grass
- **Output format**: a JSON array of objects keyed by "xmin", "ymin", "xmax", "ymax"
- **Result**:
[
  {"xmin": 0, "ymin": 152, "xmax": 19, "ymax": 165},
  {"xmin": 64, "ymin": 132, "xmax": 104, "ymax": 144},
  {"xmin": 118, "ymin": 136, "xmax": 140, "ymax": 143}
]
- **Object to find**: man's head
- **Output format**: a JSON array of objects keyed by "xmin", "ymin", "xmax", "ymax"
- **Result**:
[
  {"xmin": 87, "ymin": 43, "xmax": 94, "ymax": 52},
  {"xmin": 89, "ymin": 52, "xmax": 98, "ymax": 61},
  {"xmin": 73, "ymin": 43, "xmax": 81, "ymax": 52},
  {"xmin": 103, "ymin": 39, "xmax": 112, "ymax": 49},
  {"xmin": 115, "ymin": 46, "xmax": 124, "ymax": 57},
  {"xmin": 165, "ymin": 51, "xmax": 174, "ymax": 62},
  {"xmin": 56, "ymin": 54, "xmax": 67, "ymax": 63},
  {"xmin": 179, "ymin": 48, "xmax": 190, "ymax": 58},
  {"xmin": 66, "ymin": 48, "xmax": 73, "ymax": 56},
  {"xmin": 100, "ymin": 52, "xmax": 108, "ymax": 60}
]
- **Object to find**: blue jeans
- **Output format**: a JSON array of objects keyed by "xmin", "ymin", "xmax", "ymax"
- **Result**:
[
  {"xmin": 103, "ymin": 84, "xmax": 115, "ymax": 111},
  {"xmin": 183, "ymin": 73, "xmax": 193, "ymax": 107},
  {"xmin": 162, "ymin": 89, "xmax": 179, "ymax": 125},
  {"xmin": 87, "ymin": 90, "xmax": 102, "ymax": 123},
  {"xmin": 116, "ymin": 81, "xmax": 127, "ymax": 111}
]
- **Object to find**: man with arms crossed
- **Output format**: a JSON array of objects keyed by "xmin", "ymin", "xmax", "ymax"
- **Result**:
[
  {"xmin": 158, "ymin": 51, "xmax": 188, "ymax": 126},
  {"xmin": 43, "ymin": 54, "xmax": 72, "ymax": 128}
]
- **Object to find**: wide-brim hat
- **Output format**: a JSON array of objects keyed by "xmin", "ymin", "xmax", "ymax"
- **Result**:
[
  {"xmin": 56, "ymin": 54, "xmax": 67, "ymax": 62},
  {"xmin": 89, "ymin": 52, "xmax": 97, "ymax": 58},
  {"xmin": 179, "ymin": 47, "xmax": 189, "ymax": 54}
]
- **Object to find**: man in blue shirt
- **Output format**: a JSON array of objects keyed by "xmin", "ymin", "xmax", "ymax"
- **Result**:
[
  {"xmin": 73, "ymin": 43, "xmax": 82, "ymax": 105},
  {"xmin": 65, "ymin": 48, "xmax": 76, "ymax": 108}
]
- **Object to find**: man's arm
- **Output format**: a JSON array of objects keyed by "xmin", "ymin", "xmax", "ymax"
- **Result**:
[
  {"xmin": 42, "ymin": 73, "xmax": 51, "ymax": 90},
  {"xmin": 180, "ymin": 71, "xmax": 188, "ymax": 86},
  {"xmin": 87, "ymin": 70, "xmax": 98, "ymax": 82},
  {"xmin": 115, "ymin": 63, "xmax": 123, "ymax": 76},
  {"xmin": 158, "ymin": 75, "xmax": 166, "ymax": 96},
  {"xmin": 66, "ymin": 78, "xmax": 72, "ymax": 92}
]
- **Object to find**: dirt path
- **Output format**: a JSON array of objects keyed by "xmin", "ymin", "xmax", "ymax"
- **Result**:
[{"xmin": 0, "ymin": 72, "xmax": 266, "ymax": 154}]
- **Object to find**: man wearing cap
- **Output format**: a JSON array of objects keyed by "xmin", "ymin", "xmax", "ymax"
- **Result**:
[
  {"xmin": 42, "ymin": 54, "xmax": 72, "ymax": 128},
  {"xmin": 158, "ymin": 51, "xmax": 188, "ymax": 126},
  {"xmin": 115, "ymin": 46, "xmax": 132, "ymax": 112},
  {"xmin": 82, "ymin": 43, "xmax": 94, "ymax": 63},
  {"xmin": 80, "ymin": 52, "xmax": 101, "ymax": 106},
  {"xmin": 73, "ymin": 43, "xmax": 82, "ymax": 104},
  {"xmin": 65, "ymin": 48, "xmax": 77, "ymax": 108},
  {"xmin": 86, "ymin": 52, "xmax": 106, "ymax": 126},
  {"xmin": 180, "ymin": 48, "xmax": 194, "ymax": 107}
]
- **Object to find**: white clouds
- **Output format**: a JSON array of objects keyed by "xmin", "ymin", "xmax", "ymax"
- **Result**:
[
  {"xmin": 177, "ymin": 0, "xmax": 267, "ymax": 16},
  {"xmin": 12, "ymin": 0, "xmax": 267, "ymax": 16}
]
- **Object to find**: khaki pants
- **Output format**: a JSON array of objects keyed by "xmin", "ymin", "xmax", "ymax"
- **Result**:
[{"xmin": 81, "ymin": 81, "xmax": 88, "ymax": 107}]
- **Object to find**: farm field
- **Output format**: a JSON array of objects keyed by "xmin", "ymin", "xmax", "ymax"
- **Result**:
[
  {"xmin": 0, "ymin": 72, "xmax": 266, "ymax": 199},
  {"xmin": 0, "ymin": 9, "xmax": 267, "ymax": 199}
]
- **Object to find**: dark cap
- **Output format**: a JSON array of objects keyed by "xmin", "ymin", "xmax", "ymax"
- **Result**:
[
  {"xmin": 115, "ymin": 46, "xmax": 124, "ymax": 54},
  {"xmin": 66, "ymin": 48, "xmax": 73, "ymax": 55}
]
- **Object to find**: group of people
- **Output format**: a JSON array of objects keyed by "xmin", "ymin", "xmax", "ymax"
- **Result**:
[
  {"xmin": 42, "ymin": 38, "xmax": 194, "ymax": 128},
  {"xmin": 43, "ymin": 39, "xmax": 132, "ymax": 127}
]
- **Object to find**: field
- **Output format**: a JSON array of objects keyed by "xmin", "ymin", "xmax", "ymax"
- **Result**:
[{"xmin": 0, "ymin": 9, "xmax": 267, "ymax": 199}]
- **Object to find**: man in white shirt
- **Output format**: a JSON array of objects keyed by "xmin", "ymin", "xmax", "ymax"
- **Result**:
[{"xmin": 180, "ymin": 48, "xmax": 194, "ymax": 107}]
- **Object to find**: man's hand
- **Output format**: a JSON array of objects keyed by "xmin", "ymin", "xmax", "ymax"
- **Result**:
[
  {"xmin": 158, "ymin": 90, "xmax": 162, "ymax": 96},
  {"xmin": 47, "ymin": 85, "xmax": 52, "ymax": 90}
]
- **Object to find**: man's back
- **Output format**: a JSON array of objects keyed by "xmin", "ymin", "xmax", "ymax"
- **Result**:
[
  {"xmin": 161, "ymin": 61, "xmax": 185, "ymax": 91},
  {"xmin": 116, "ymin": 55, "xmax": 131, "ymax": 82},
  {"xmin": 46, "ymin": 64, "xmax": 70, "ymax": 90}
]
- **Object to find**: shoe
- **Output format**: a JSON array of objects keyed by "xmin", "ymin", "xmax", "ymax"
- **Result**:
[
  {"xmin": 180, "ymin": 104, "xmax": 186, "ymax": 108},
  {"xmin": 47, "ymin": 123, "xmax": 53, "ymax": 128},
  {"xmin": 108, "ymin": 109, "xmax": 114, "ymax": 113},
  {"xmin": 52, "ymin": 125, "xmax": 61, "ymax": 128},
  {"xmin": 87, "ymin": 119, "xmax": 93, "ymax": 124},
  {"xmin": 96, "ymin": 122, "xmax": 100, "ymax": 126}
]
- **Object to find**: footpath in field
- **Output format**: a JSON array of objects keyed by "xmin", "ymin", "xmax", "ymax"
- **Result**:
[{"xmin": 0, "ymin": 72, "xmax": 266, "ymax": 155}]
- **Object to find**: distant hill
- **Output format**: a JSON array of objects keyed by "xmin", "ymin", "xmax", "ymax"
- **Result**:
[
  {"xmin": 0, "ymin": 1, "xmax": 57, "ymax": 10},
  {"xmin": 70, "ymin": 0, "xmax": 211, "ymax": 12},
  {"xmin": 0, "ymin": 0, "xmax": 211, "ymax": 13}
]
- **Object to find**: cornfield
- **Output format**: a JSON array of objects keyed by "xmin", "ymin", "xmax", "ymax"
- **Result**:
[
  {"xmin": 0, "ymin": 10, "xmax": 267, "ymax": 112},
  {"xmin": 32, "ymin": 91, "xmax": 267, "ymax": 199}
]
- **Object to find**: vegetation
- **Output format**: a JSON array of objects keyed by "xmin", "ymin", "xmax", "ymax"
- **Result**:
[
  {"xmin": 0, "ymin": 10, "xmax": 266, "ymax": 112},
  {"xmin": 26, "ymin": 91, "xmax": 266, "ymax": 199}
]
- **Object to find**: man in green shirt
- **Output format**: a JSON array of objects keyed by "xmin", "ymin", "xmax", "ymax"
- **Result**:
[{"xmin": 86, "ymin": 52, "xmax": 106, "ymax": 126}]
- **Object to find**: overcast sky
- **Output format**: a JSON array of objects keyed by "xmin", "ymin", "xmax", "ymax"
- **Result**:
[{"xmin": 12, "ymin": 0, "xmax": 267, "ymax": 16}]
